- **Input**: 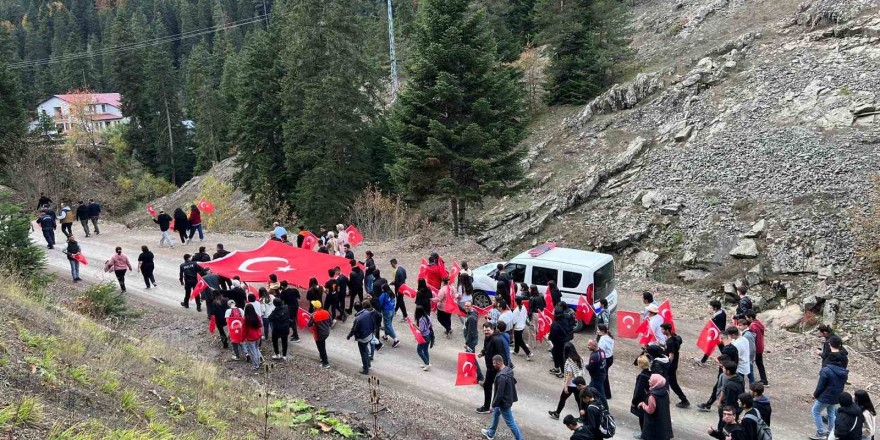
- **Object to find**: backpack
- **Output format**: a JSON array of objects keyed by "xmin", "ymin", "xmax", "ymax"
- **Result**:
[
  {"xmin": 743, "ymin": 411, "xmax": 772, "ymax": 440},
  {"xmin": 589, "ymin": 404, "xmax": 616, "ymax": 438}
]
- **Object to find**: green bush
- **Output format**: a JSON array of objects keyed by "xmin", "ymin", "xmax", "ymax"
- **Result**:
[
  {"xmin": 74, "ymin": 283, "xmax": 139, "ymax": 319},
  {"xmin": 0, "ymin": 192, "xmax": 46, "ymax": 280}
]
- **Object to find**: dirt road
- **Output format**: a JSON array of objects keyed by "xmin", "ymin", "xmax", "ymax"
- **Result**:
[{"xmin": 38, "ymin": 222, "xmax": 865, "ymax": 439}]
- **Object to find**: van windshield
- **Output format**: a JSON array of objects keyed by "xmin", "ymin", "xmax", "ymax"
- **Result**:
[{"xmin": 594, "ymin": 261, "xmax": 615, "ymax": 298}]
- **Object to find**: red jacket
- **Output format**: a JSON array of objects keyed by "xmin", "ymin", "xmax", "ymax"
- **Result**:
[
  {"xmin": 750, "ymin": 319, "xmax": 765, "ymax": 354},
  {"xmin": 189, "ymin": 208, "xmax": 202, "ymax": 225},
  {"xmin": 424, "ymin": 264, "xmax": 448, "ymax": 290},
  {"xmin": 244, "ymin": 318, "xmax": 263, "ymax": 342}
]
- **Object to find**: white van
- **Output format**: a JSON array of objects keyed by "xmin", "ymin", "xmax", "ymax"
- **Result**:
[{"xmin": 471, "ymin": 245, "xmax": 617, "ymax": 331}]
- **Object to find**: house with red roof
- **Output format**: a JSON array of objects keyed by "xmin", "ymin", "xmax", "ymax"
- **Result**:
[{"xmin": 32, "ymin": 93, "xmax": 128, "ymax": 135}]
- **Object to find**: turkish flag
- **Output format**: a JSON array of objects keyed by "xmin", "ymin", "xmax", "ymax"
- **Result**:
[
  {"xmin": 169, "ymin": 219, "xmax": 175, "ymax": 230},
  {"xmin": 535, "ymin": 309, "xmax": 554, "ymax": 343},
  {"xmin": 637, "ymin": 318, "xmax": 656, "ymax": 345},
  {"xmin": 585, "ymin": 283, "xmax": 594, "ymax": 306},
  {"xmin": 199, "ymin": 239, "xmax": 360, "ymax": 285},
  {"xmin": 301, "ymin": 232, "xmax": 318, "ymax": 250},
  {"xmin": 455, "ymin": 352, "xmax": 479, "ymax": 386},
  {"xmin": 345, "ymin": 225, "xmax": 364, "ymax": 247},
  {"xmin": 399, "ymin": 284, "xmax": 417, "ymax": 299},
  {"xmin": 521, "ymin": 299, "xmax": 529, "ymax": 315},
  {"xmin": 544, "ymin": 285, "xmax": 554, "ymax": 310},
  {"xmin": 246, "ymin": 283, "xmax": 259, "ymax": 299},
  {"xmin": 191, "ymin": 274, "xmax": 209, "ymax": 300},
  {"xmin": 227, "ymin": 314, "xmax": 244, "ymax": 344},
  {"xmin": 449, "ymin": 261, "xmax": 461, "ymax": 284},
  {"xmin": 617, "ymin": 310, "xmax": 641, "ymax": 339},
  {"xmin": 509, "ymin": 281, "xmax": 518, "ymax": 309},
  {"xmin": 197, "ymin": 199, "xmax": 215, "ymax": 214},
  {"xmin": 445, "ymin": 287, "xmax": 465, "ymax": 317},
  {"xmin": 697, "ymin": 320, "xmax": 722, "ymax": 356},
  {"xmin": 407, "ymin": 317, "xmax": 425, "ymax": 344},
  {"xmin": 296, "ymin": 308, "xmax": 311, "ymax": 328},
  {"xmin": 576, "ymin": 294, "xmax": 594, "ymax": 323},
  {"xmin": 208, "ymin": 315, "xmax": 217, "ymax": 334},
  {"xmin": 417, "ymin": 258, "xmax": 428, "ymax": 280},
  {"xmin": 474, "ymin": 305, "xmax": 493, "ymax": 318},
  {"xmin": 72, "ymin": 253, "xmax": 88, "ymax": 265},
  {"xmin": 658, "ymin": 299, "xmax": 677, "ymax": 333},
  {"xmin": 146, "ymin": 204, "xmax": 157, "ymax": 217}
]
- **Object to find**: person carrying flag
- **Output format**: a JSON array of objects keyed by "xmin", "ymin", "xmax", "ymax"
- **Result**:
[
  {"xmin": 278, "ymin": 281, "xmax": 301, "ymax": 343},
  {"xmin": 435, "ymin": 278, "xmax": 454, "ymax": 337},
  {"xmin": 307, "ymin": 301, "xmax": 332, "ymax": 369},
  {"xmin": 415, "ymin": 305, "xmax": 433, "ymax": 371},
  {"xmin": 661, "ymin": 323, "xmax": 690, "ymax": 408},
  {"xmin": 462, "ymin": 301, "xmax": 484, "ymax": 383},
  {"xmin": 154, "ymin": 209, "xmax": 174, "ymax": 248},
  {"xmin": 63, "ymin": 235, "xmax": 83, "ymax": 282},
  {"xmin": 187, "ymin": 204, "xmax": 204, "ymax": 243}
]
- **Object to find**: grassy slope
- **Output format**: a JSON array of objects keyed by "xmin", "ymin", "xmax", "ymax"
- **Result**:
[{"xmin": 0, "ymin": 277, "xmax": 356, "ymax": 439}]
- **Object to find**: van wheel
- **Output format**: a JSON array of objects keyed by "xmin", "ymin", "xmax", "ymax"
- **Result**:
[
  {"xmin": 573, "ymin": 320, "xmax": 586, "ymax": 333},
  {"xmin": 472, "ymin": 291, "xmax": 491, "ymax": 308}
]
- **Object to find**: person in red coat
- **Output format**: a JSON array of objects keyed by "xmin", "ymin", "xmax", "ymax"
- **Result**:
[
  {"xmin": 242, "ymin": 303, "xmax": 263, "ymax": 371},
  {"xmin": 424, "ymin": 253, "xmax": 448, "ymax": 291}
]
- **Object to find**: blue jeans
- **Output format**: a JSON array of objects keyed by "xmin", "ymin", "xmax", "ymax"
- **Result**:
[
  {"xmin": 486, "ymin": 406, "xmax": 523, "ymax": 440},
  {"xmin": 242, "ymin": 341, "xmax": 261, "ymax": 368},
  {"xmin": 417, "ymin": 342, "xmax": 430, "ymax": 365},
  {"xmin": 382, "ymin": 310, "xmax": 397, "ymax": 340},
  {"xmin": 812, "ymin": 401, "xmax": 838, "ymax": 434},
  {"xmin": 365, "ymin": 275, "xmax": 375, "ymax": 295},
  {"xmin": 262, "ymin": 316, "xmax": 271, "ymax": 339},
  {"xmin": 357, "ymin": 341, "xmax": 371, "ymax": 371},
  {"xmin": 69, "ymin": 259, "xmax": 79, "ymax": 280},
  {"xmin": 188, "ymin": 224, "xmax": 204, "ymax": 240}
]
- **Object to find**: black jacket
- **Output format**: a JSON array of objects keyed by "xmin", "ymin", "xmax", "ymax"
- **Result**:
[
  {"xmin": 192, "ymin": 252, "xmax": 212, "ymax": 263},
  {"xmin": 710, "ymin": 423, "xmax": 745, "ymax": 440},
  {"xmin": 481, "ymin": 334, "xmax": 507, "ymax": 368},
  {"xmin": 336, "ymin": 274, "xmax": 348, "ymax": 297},
  {"xmin": 37, "ymin": 213, "xmax": 56, "ymax": 229},
  {"xmin": 711, "ymin": 309, "xmax": 727, "ymax": 334},
  {"xmin": 279, "ymin": 288, "xmax": 301, "ymax": 312},
  {"xmin": 740, "ymin": 408, "xmax": 760, "ymax": 440},
  {"xmin": 753, "ymin": 396, "xmax": 772, "ymax": 426},
  {"xmin": 173, "ymin": 210, "xmax": 189, "ymax": 231},
  {"xmin": 154, "ymin": 213, "xmax": 172, "ymax": 231},
  {"xmin": 549, "ymin": 320, "xmax": 567, "ymax": 347},
  {"xmin": 735, "ymin": 296, "xmax": 753, "ymax": 319},
  {"xmin": 464, "ymin": 310, "xmax": 479, "ymax": 349},
  {"xmin": 392, "ymin": 266, "xmax": 407, "ymax": 287},
  {"xmin": 228, "ymin": 287, "xmax": 246, "ymax": 309},
  {"xmin": 212, "ymin": 301, "xmax": 228, "ymax": 327},
  {"xmin": 347, "ymin": 309, "xmax": 376, "ymax": 340},
  {"xmin": 722, "ymin": 373, "xmax": 745, "ymax": 410},
  {"xmin": 348, "ymin": 268, "xmax": 364, "ymax": 294},
  {"xmin": 491, "ymin": 366, "xmax": 518, "ymax": 409},
  {"xmin": 213, "ymin": 249, "xmax": 231, "ymax": 260},
  {"xmin": 631, "ymin": 369, "xmax": 651, "ymax": 414},
  {"xmin": 579, "ymin": 403, "xmax": 604, "ymax": 440},
  {"xmin": 179, "ymin": 260, "xmax": 201, "ymax": 284},
  {"xmin": 643, "ymin": 386, "xmax": 673, "ymax": 440},
  {"xmin": 87, "ymin": 202, "xmax": 101, "ymax": 217},
  {"xmin": 75, "ymin": 204, "xmax": 89, "ymax": 221},
  {"xmin": 834, "ymin": 404, "xmax": 864, "ymax": 440},
  {"xmin": 268, "ymin": 306, "xmax": 291, "ymax": 332},
  {"xmin": 587, "ymin": 350, "xmax": 607, "ymax": 381},
  {"xmin": 493, "ymin": 272, "xmax": 511, "ymax": 301},
  {"xmin": 364, "ymin": 257, "xmax": 375, "ymax": 277}
]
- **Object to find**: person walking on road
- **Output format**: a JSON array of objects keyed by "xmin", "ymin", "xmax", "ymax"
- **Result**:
[
  {"xmin": 390, "ymin": 258, "xmax": 408, "ymax": 321},
  {"xmin": 462, "ymin": 301, "xmax": 484, "ymax": 383},
  {"xmin": 660, "ymin": 323, "xmax": 690, "ymax": 408},
  {"xmin": 378, "ymin": 284, "xmax": 401, "ymax": 348},
  {"xmin": 172, "ymin": 208, "xmax": 189, "ymax": 244},
  {"xmin": 834, "ymin": 392, "xmax": 865, "ymax": 440},
  {"xmin": 107, "ymin": 246, "xmax": 133, "ymax": 292},
  {"xmin": 268, "ymin": 297, "xmax": 290, "ymax": 361},
  {"xmin": 810, "ymin": 352, "xmax": 849, "ymax": 439},
  {"xmin": 631, "ymin": 354, "xmax": 652, "ymax": 439},
  {"xmin": 278, "ymin": 281, "xmax": 301, "ymax": 342},
  {"xmin": 745, "ymin": 310, "xmax": 768, "ymax": 386},
  {"xmin": 187, "ymin": 204, "xmax": 204, "ymax": 243},
  {"xmin": 698, "ymin": 300, "xmax": 728, "ymax": 364},
  {"xmin": 137, "ymin": 245, "xmax": 157, "ymax": 289},
  {"xmin": 75, "ymin": 201, "xmax": 91, "ymax": 237},
  {"xmin": 435, "ymin": 278, "xmax": 454, "ymax": 337},
  {"xmin": 347, "ymin": 300, "xmax": 377, "ymax": 374},
  {"xmin": 511, "ymin": 299, "xmax": 532, "ymax": 360},
  {"xmin": 307, "ymin": 300, "xmax": 332, "ymax": 368},
  {"xmin": 586, "ymin": 339, "xmax": 608, "ymax": 399},
  {"xmin": 37, "ymin": 192, "xmax": 52, "ymax": 211},
  {"xmin": 242, "ymin": 303, "xmax": 263, "ymax": 372},
  {"xmin": 63, "ymin": 235, "xmax": 82, "ymax": 282},
  {"xmin": 415, "ymin": 305, "xmax": 433, "ymax": 371},
  {"xmin": 481, "ymin": 354, "xmax": 524, "ymax": 440},
  {"xmin": 87, "ymin": 198, "xmax": 101, "ymax": 235},
  {"xmin": 154, "ymin": 210, "xmax": 174, "ymax": 248},
  {"xmin": 548, "ymin": 341, "xmax": 586, "ymax": 420},
  {"xmin": 638, "ymin": 373, "xmax": 674, "ymax": 440},
  {"xmin": 178, "ymin": 254, "xmax": 203, "ymax": 311},
  {"xmin": 347, "ymin": 260, "xmax": 365, "ymax": 314},
  {"xmin": 477, "ymin": 322, "xmax": 506, "ymax": 414},
  {"xmin": 211, "ymin": 293, "xmax": 229, "ymax": 349},
  {"xmin": 597, "ymin": 324, "xmax": 615, "ymax": 399},
  {"xmin": 58, "ymin": 202, "xmax": 74, "ymax": 238},
  {"xmin": 708, "ymin": 406, "xmax": 744, "ymax": 440},
  {"xmin": 36, "ymin": 208, "xmax": 57, "ymax": 249}
]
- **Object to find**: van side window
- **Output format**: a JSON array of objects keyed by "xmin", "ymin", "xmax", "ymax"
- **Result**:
[
  {"xmin": 594, "ymin": 261, "xmax": 615, "ymax": 298},
  {"xmin": 531, "ymin": 266, "xmax": 558, "ymax": 286},
  {"xmin": 504, "ymin": 263, "xmax": 527, "ymax": 283},
  {"xmin": 562, "ymin": 271, "xmax": 582, "ymax": 289}
]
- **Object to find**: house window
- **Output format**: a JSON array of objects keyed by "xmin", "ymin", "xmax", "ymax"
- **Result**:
[
  {"xmin": 101, "ymin": 104, "xmax": 106, "ymax": 113},
  {"xmin": 54, "ymin": 107, "xmax": 62, "ymax": 118},
  {"xmin": 104, "ymin": 121, "xmax": 110, "ymax": 127}
]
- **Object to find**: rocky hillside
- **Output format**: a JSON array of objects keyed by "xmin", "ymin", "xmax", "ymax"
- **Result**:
[{"xmin": 477, "ymin": 0, "xmax": 880, "ymax": 348}]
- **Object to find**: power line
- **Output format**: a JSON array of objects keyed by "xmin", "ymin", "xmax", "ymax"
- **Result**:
[{"xmin": 9, "ymin": 13, "xmax": 270, "ymax": 69}]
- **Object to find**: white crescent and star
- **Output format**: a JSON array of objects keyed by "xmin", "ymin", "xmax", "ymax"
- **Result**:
[
  {"xmin": 622, "ymin": 315, "xmax": 635, "ymax": 327},
  {"xmin": 462, "ymin": 361, "xmax": 474, "ymax": 375},
  {"xmin": 228, "ymin": 320, "xmax": 242, "ymax": 330},
  {"xmin": 708, "ymin": 327, "xmax": 719, "ymax": 341},
  {"xmin": 238, "ymin": 257, "xmax": 293, "ymax": 273}
]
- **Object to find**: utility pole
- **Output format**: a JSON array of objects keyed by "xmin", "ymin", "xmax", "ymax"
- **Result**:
[
  {"xmin": 164, "ymin": 96, "xmax": 177, "ymax": 184},
  {"xmin": 386, "ymin": 0, "xmax": 399, "ymax": 102}
]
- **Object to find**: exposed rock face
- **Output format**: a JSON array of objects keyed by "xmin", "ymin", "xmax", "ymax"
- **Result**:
[
  {"xmin": 568, "ymin": 73, "xmax": 664, "ymax": 127},
  {"xmin": 730, "ymin": 239, "xmax": 759, "ymax": 259}
]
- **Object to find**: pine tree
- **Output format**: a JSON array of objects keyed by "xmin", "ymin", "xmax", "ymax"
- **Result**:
[
  {"xmin": 274, "ymin": 0, "xmax": 383, "ymax": 226},
  {"xmin": 0, "ymin": 27, "xmax": 26, "ymax": 147},
  {"xmin": 185, "ymin": 40, "xmax": 228, "ymax": 172},
  {"xmin": 386, "ymin": 0, "xmax": 527, "ymax": 235},
  {"xmin": 537, "ymin": 0, "xmax": 631, "ymax": 105}
]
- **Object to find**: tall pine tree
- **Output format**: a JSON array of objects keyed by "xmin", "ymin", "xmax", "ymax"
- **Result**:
[
  {"xmin": 386, "ymin": 0, "xmax": 527, "ymax": 235},
  {"xmin": 0, "ymin": 26, "xmax": 26, "ymax": 148}
]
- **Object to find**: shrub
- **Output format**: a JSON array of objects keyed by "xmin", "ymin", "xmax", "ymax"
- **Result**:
[
  {"xmin": 0, "ymin": 192, "xmax": 46, "ymax": 279},
  {"xmin": 347, "ymin": 185, "xmax": 427, "ymax": 241},
  {"xmin": 852, "ymin": 173, "xmax": 880, "ymax": 273},
  {"xmin": 73, "ymin": 283, "xmax": 138, "ymax": 319}
]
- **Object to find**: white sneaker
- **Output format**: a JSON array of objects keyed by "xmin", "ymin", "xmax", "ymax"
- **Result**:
[
  {"xmin": 423, "ymin": 364, "xmax": 431, "ymax": 371},
  {"xmin": 282, "ymin": 356, "xmax": 287, "ymax": 361},
  {"xmin": 272, "ymin": 354, "xmax": 281, "ymax": 360}
]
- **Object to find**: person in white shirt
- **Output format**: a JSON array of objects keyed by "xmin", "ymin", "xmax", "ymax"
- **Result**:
[
  {"xmin": 336, "ymin": 224, "xmax": 349, "ymax": 249},
  {"xmin": 260, "ymin": 287, "xmax": 276, "ymax": 341},
  {"xmin": 726, "ymin": 326, "xmax": 751, "ymax": 382},
  {"xmin": 597, "ymin": 324, "xmax": 615, "ymax": 399},
  {"xmin": 511, "ymin": 302, "xmax": 532, "ymax": 360},
  {"xmin": 498, "ymin": 301, "xmax": 514, "ymax": 339},
  {"xmin": 855, "ymin": 389, "xmax": 876, "ymax": 440},
  {"xmin": 646, "ymin": 304, "xmax": 667, "ymax": 345}
]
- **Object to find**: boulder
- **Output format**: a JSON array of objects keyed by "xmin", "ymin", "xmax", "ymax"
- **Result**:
[
  {"xmin": 817, "ymin": 265, "xmax": 834, "ymax": 280},
  {"xmin": 674, "ymin": 125, "xmax": 694, "ymax": 142},
  {"xmin": 678, "ymin": 269, "xmax": 711, "ymax": 282},
  {"xmin": 633, "ymin": 250, "xmax": 660, "ymax": 267},
  {"xmin": 744, "ymin": 219, "xmax": 766, "ymax": 238},
  {"xmin": 803, "ymin": 294, "xmax": 823, "ymax": 311},
  {"xmin": 852, "ymin": 103, "xmax": 876, "ymax": 116},
  {"xmin": 760, "ymin": 304, "xmax": 803, "ymax": 330},
  {"xmin": 729, "ymin": 239, "xmax": 759, "ymax": 258},
  {"xmin": 641, "ymin": 191, "xmax": 664, "ymax": 209},
  {"xmin": 660, "ymin": 203, "xmax": 683, "ymax": 215},
  {"xmin": 681, "ymin": 250, "xmax": 698, "ymax": 266},
  {"xmin": 823, "ymin": 299, "xmax": 839, "ymax": 325}
]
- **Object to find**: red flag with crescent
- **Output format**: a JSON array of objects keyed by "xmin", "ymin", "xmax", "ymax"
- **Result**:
[
  {"xmin": 191, "ymin": 274, "xmax": 208, "ymax": 300},
  {"xmin": 576, "ymin": 294, "xmax": 594, "ymax": 323},
  {"xmin": 208, "ymin": 315, "xmax": 217, "ymax": 334},
  {"xmin": 455, "ymin": 352, "xmax": 479, "ymax": 386},
  {"xmin": 637, "ymin": 318, "xmax": 656, "ymax": 345},
  {"xmin": 474, "ymin": 305, "xmax": 493, "ymax": 318},
  {"xmin": 345, "ymin": 225, "xmax": 364, "ymax": 247},
  {"xmin": 146, "ymin": 204, "xmax": 157, "ymax": 217},
  {"xmin": 658, "ymin": 299, "xmax": 677, "ymax": 333},
  {"xmin": 227, "ymin": 309, "xmax": 244, "ymax": 344},
  {"xmin": 399, "ymin": 284, "xmax": 417, "ymax": 299},
  {"xmin": 445, "ymin": 287, "xmax": 465, "ymax": 317},
  {"xmin": 197, "ymin": 199, "xmax": 215, "ymax": 214},
  {"xmin": 585, "ymin": 283, "xmax": 594, "ymax": 306},
  {"xmin": 449, "ymin": 261, "xmax": 461, "ymax": 284},
  {"xmin": 407, "ymin": 317, "xmax": 426, "ymax": 344},
  {"xmin": 301, "ymin": 232, "xmax": 318, "ymax": 250},
  {"xmin": 296, "ymin": 308, "xmax": 311, "ymax": 328},
  {"xmin": 509, "ymin": 281, "xmax": 518, "ymax": 309},
  {"xmin": 544, "ymin": 285, "xmax": 554, "ymax": 309},
  {"xmin": 72, "ymin": 253, "xmax": 88, "ymax": 265},
  {"xmin": 617, "ymin": 310, "xmax": 641, "ymax": 339},
  {"xmin": 697, "ymin": 320, "xmax": 722, "ymax": 356},
  {"xmin": 417, "ymin": 258, "xmax": 428, "ymax": 280},
  {"xmin": 535, "ymin": 308, "xmax": 554, "ymax": 343}
]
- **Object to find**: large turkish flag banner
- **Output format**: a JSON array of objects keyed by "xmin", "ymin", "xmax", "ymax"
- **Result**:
[
  {"xmin": 616, "ymin": 310, "xmax": 641, "ymax": 339},
  {"xmin": 697, "ymin": 320, "xmax": 722, "ymax": 356},
  {"xmin": 455, "ymin": 352, "xmax": 479, "ymax": 386},
  {"xmin": 199, "ymin": 239, "xmax": 360, "ymax": 286}
]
